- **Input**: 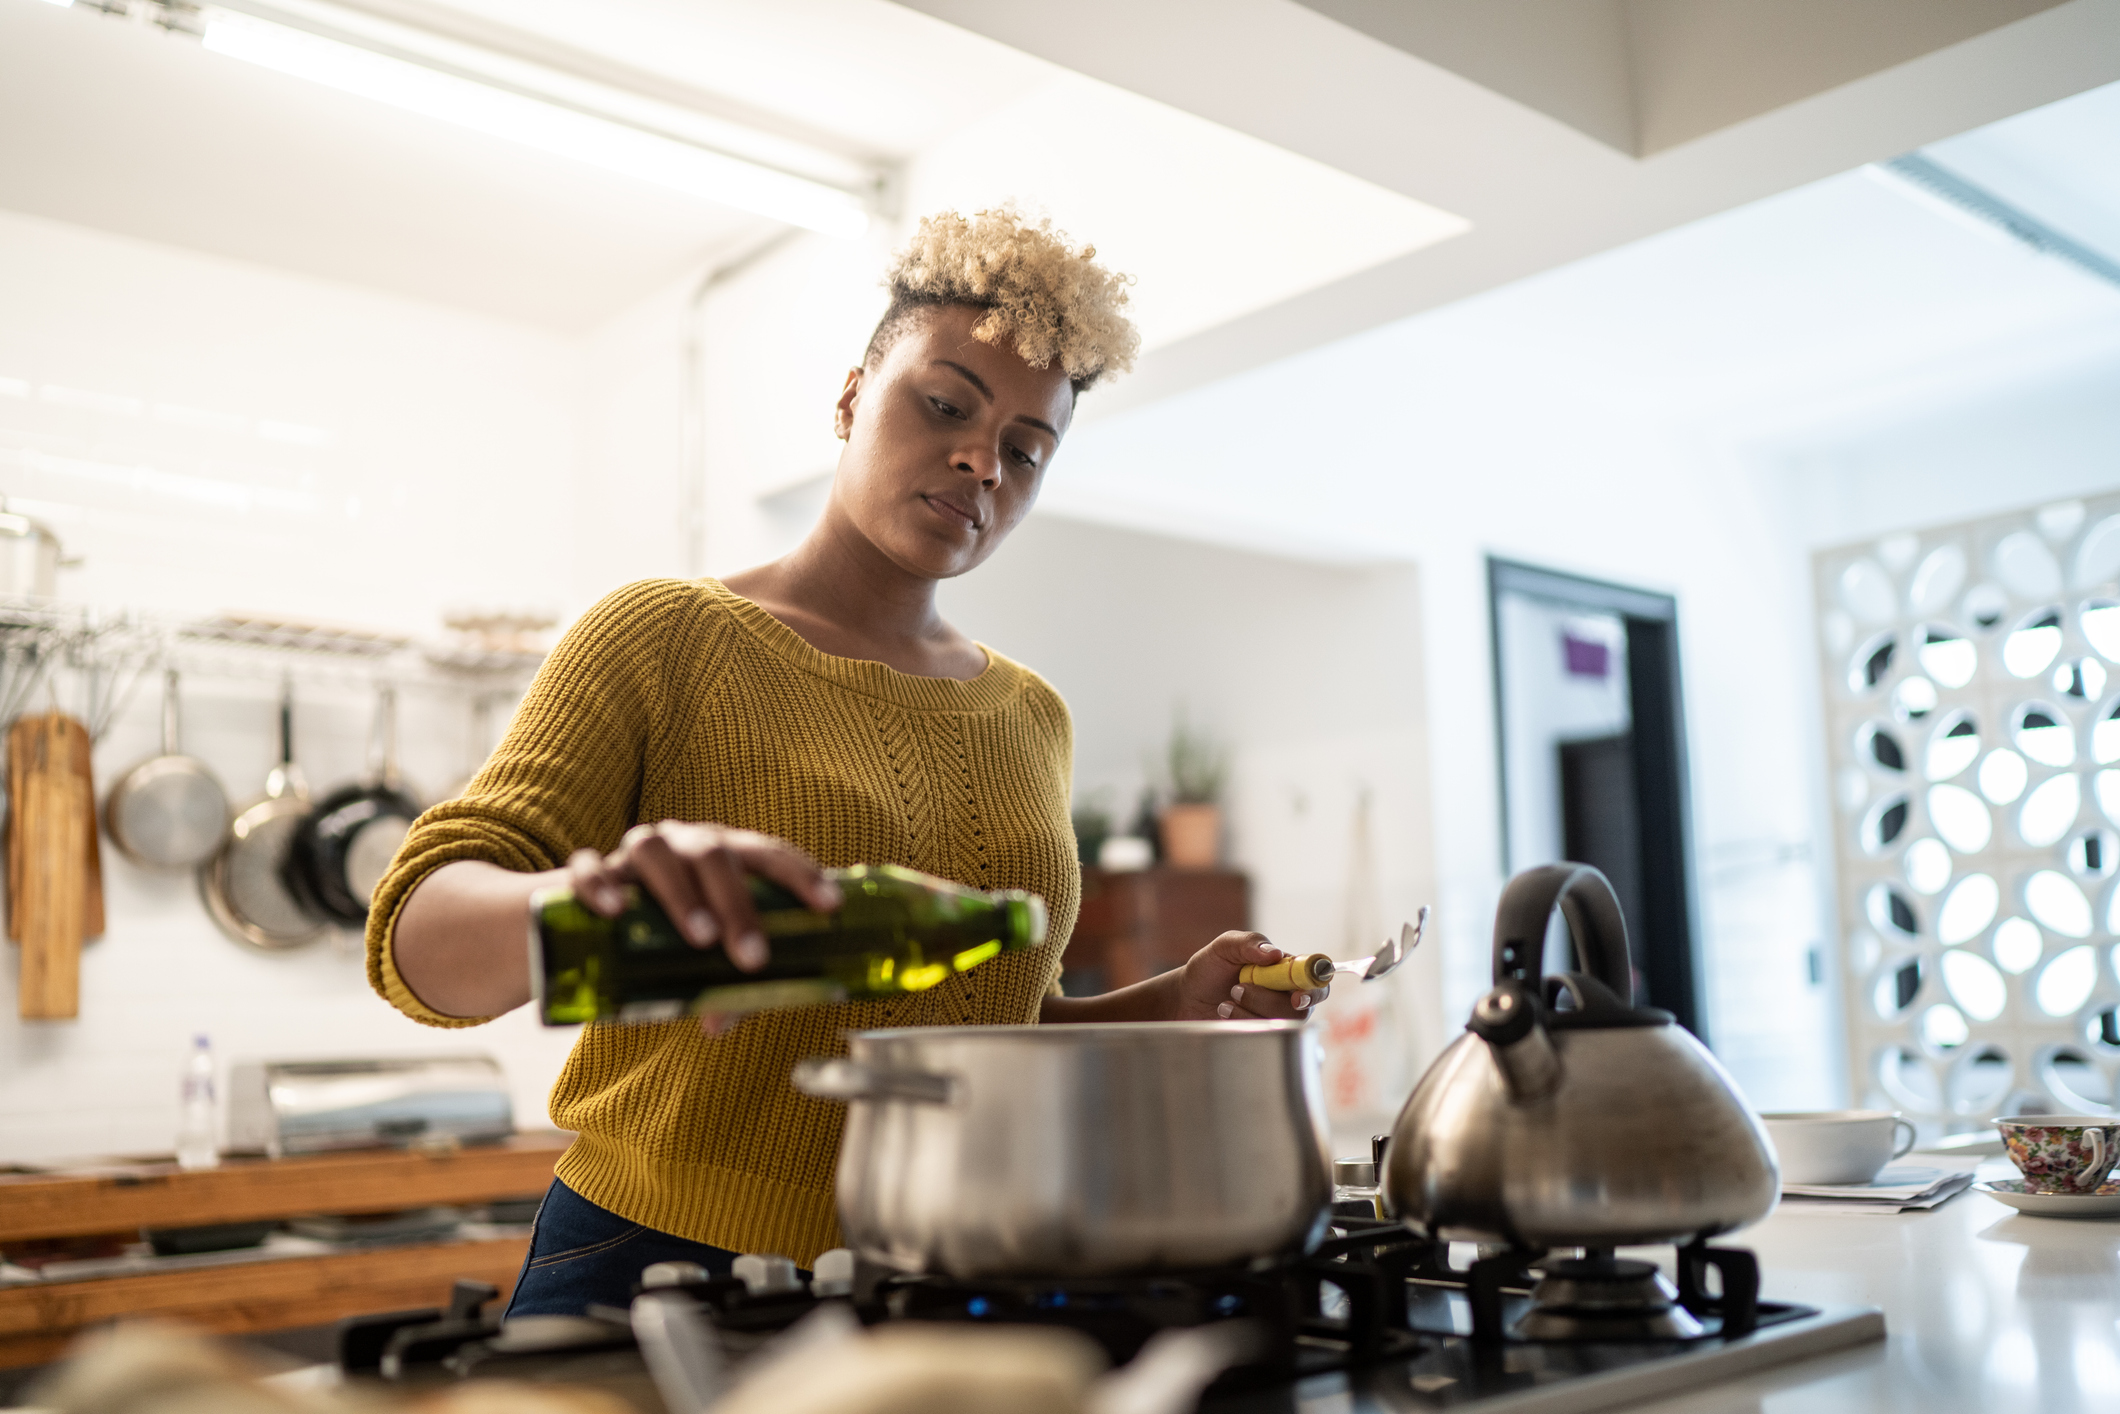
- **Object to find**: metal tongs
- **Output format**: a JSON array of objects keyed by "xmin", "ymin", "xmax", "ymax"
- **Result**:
[
  {"xmin": 1238, "ymin": 905, "xmax": 1428, "ymax": 992},
  {"xmin": 1329, "ymin": 905, "xmax": 1428, "ymax": 984}
]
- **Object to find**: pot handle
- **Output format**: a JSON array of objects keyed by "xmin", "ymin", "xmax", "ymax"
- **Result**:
[
  {"xmin": 160, "ymin": 668, "xmax": 183, "ymax": 757},
  {"xmin": 1491, "ymin": 863, "xmax": 1632, "ymax": 997},
  {"xmin": 792, "ymin": 1057, "xmax": 956, "ymax": 1106}
]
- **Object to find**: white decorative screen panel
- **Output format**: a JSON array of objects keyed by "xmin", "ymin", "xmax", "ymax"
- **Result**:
[{"xmin": 1818, "ymin": 495, "xmax": 2120, "ymax": 1133}]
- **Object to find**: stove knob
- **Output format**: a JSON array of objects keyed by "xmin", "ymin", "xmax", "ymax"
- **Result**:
[
  {"xmin": 811, "ymin": 1248, "xmax": 856, "ymax": 1298},
  {"xmin": 640, "ymin": 1261, "xmax": 709, "ymax": 1290},
  {"xmin": 733, "ymin": 1253, "xmax": 801, "ymax": 1296}
]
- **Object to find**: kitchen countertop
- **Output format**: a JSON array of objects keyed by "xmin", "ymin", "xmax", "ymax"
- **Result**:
[
  {"xmin": 103, "ymin": 1155, "xmax": 2110, "ymax": 1414},
  {"xmin": 1265, "ymin": 1155, "xmax": 2120, "ymax": 1414}
]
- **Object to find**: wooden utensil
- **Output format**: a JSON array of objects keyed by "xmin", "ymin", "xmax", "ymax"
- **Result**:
[
  {"xmin": 14, "ymin": 711, "xmax": 94, "ymax": 1019},
  {"xmin": 8, "ymin": 714, "xmax": 25, "ymax": 943},
  {"xmin": 70, "ymin": 716, "xmax": 103, "ymax": 940}
]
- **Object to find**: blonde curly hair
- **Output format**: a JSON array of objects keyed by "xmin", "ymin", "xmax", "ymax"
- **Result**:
[{"xmin": 865, "ymin": 206, "xmax": 1140, "ymax": 393}]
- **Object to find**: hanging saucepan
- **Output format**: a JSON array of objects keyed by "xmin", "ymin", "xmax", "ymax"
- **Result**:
[
  {"xmin": 286, "ymin": 685, "xmax": 420, "ymax": 926},
  {"xmin": 0, "ymin": 500, "xmax": 75, "ymax": 599},
  {"xmin": 201, "ymin": 683, "xmax": 327, "ymax": 950},
  {"xmin": 105, "ymin": 669, "xmax": 231, "ymax": 869}
]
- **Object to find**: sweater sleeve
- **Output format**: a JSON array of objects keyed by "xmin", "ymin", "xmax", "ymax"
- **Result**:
[{"xmin": 365, "ymin": 580, "xmax": 693, "ymax": 1027}]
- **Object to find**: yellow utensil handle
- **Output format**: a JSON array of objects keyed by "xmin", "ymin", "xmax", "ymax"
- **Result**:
[{"xmin": 1238, "ymin": 954, "xmax": 1333, "ymax": 991}]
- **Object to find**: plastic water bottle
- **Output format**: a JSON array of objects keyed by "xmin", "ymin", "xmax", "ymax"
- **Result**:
[{"xmin": 176, "ymin": 1034, "xmax": 220, "ymax": 1171}]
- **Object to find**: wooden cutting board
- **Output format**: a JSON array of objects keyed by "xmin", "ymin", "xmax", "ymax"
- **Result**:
[
  {"xmin": 8, "ymin": 713, "xmax": 106, "ymax": 948},
  {"xmin": 12, "ymin": 712, "xmax": 93, "ymax": 1019}
]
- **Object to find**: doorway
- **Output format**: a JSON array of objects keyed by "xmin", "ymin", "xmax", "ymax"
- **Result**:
[{"xmin": 1489, "ymin": 558, "xmax": 1705, "ymax": 1039}]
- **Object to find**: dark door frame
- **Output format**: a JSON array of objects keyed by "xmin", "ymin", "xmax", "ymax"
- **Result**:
[{"xmin": 1487, "ymin": 557, "xmax": 1708, "ymax": 1041}]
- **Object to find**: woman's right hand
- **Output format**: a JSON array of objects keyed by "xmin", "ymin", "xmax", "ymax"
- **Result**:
[{"xmin": 568, "ymin": 821, "xmax": 843, "ymax": 974}]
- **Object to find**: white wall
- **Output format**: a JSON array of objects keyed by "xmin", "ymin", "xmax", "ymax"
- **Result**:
[
  {"xmin": 13, "ymin": 107, "xmax": 2112, "ymax": 1163},
  {"xmin": 935, "ymin": 513, "xmax": 1443, "ymax": 1136},
  {"xmin": 561, "ymin": 191, "xmax": 1855, "ymax": 1118},
  {"xmin": 0, "ymin": 211, "xmax": 589, "ymax": 1164},
  {"xmin": 1495, "ymin": 597, "xmax": 1631, "ymax": 874},
  {"xmin": 1034, "ymin": 346, "xmax": 1841, "ymax": 1109},
  {"xmin": 1745, "ymin": 334, "xmax": 2120, "ymax": 1117},
  {"xmin": 988, "ymin": 156, "xmax": 2120, "ymax": 1113},
  {"xmin": 0, "ymin": 205, "xmax": 1447, "ymax": 1164}
]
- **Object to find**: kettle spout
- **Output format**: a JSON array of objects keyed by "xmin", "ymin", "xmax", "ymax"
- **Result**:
[{"xmin": 1468, "ymin": 980, "xmax": 1562, "ymax": 1103}]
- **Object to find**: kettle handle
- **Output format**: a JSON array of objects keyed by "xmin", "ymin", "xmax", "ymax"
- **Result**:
[{"xmin": 1491, "ymin": 864, "xmax": 1633, "ymax": 998}]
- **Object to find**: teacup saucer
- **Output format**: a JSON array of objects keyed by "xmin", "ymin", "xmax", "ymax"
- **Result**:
[{"xmin": 1977, "ymin": 1178, "xmax": 2120, "ymax": 1218}]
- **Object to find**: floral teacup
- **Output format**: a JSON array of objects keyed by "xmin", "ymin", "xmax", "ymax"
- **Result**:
[{"xmin": 1995, "ymin": 1115, "xmax": 2120, "ymax": 1194}]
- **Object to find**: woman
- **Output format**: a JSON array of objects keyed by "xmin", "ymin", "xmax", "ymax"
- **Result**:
[{"xmin": 367, "ymin": 208, "xmax": 1329, "ymax": 1316}]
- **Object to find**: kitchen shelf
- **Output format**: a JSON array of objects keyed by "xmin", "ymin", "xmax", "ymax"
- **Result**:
[
  {"xmin": 0, "ymin": 1133, "xmax": 563, "ymax": 1370},
  {"xmin": 0, "ymin": 1236, "xmax": 531, "ymax": 1371},
  {"xmin": 0, "ymin": 596, "xmax": 549, "ymax": 736},
  {"xmin": 0, "ymin": 1132, "xmax": 566, "ymax": 1244}
]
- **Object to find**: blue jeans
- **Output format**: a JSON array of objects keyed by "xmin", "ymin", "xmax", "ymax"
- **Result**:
[{"xmin": 504, "ymin": 1179, "xmax": 739, "ymax": 1317}]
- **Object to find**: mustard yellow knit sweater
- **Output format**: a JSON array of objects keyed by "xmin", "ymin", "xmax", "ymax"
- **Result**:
[{"xmin": 366, "ymin": 578, "xmax": 1080, "ymax": 1265}]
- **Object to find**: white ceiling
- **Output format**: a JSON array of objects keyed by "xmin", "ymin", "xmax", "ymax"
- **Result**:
[
  {"xmin": 0, "ymin": 0, "xmax": 772, "ymax": 328},
  {"xmin": 1289, "ymin": 0, "xmax": 2071, "ymax": 156},
  {"xmin": 0, "ymin": 0, "xmax": 1068, "ymax": 329},
  {"xmin": 4, "ymin": 0, "xmax": 2118, "ymax": 384},
  {"xmin": 388, "ymin": 0, "xmax": 1047, "ymax": 158},
  {"xmin": 1033, "ymin": 77, "xmax": 2120, "ymax": 560},
  {"xmin": 899, "ymin": 76, "xmax": 1467, "ymax": 352},
  {"xmin": 1929, "ymin": 78, "xmax": 2120, "ymax": 256},
  {"xmin": 0, "ymin": 0, "xmax": 1469, "ymax": 342},
  {"xmin": 901, "ymin": 0, "xmax": 2120, "ymax": 426}
]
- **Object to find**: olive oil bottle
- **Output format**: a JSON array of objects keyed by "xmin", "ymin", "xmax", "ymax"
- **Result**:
[{"xmin": 530, "ymin": 863, "xmax": 1048, "ymax": 1025}]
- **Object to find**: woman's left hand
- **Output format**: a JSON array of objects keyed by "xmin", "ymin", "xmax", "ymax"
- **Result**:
[{"xmin": 1174, "ymin": 931, "xmax": 1329, "ymax": 1022}]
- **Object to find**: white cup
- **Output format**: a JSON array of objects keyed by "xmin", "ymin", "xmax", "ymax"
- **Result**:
[{"xmin": 1760, "ymin": 1109, "xmax": 1917, "ymax": 1186}]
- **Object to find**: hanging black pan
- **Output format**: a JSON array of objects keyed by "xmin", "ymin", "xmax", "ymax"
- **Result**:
[{"xmin": 286, "ymin": 685, "xmax": 421, "ymax": 926}]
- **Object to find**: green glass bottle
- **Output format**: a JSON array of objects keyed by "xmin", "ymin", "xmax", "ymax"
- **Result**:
[{"xmin": 529, "ymin": 863, "xmax": 1049, "ymax": 1025}]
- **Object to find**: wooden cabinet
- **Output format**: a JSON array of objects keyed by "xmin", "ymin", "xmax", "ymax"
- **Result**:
[
  {"xmin": 0, "ymin": 1133, "xmax": 564, "ymax": 1369},
  {"xmin": 1061, "ymin": 867, "xmax": 1250, "ymax": 993}
]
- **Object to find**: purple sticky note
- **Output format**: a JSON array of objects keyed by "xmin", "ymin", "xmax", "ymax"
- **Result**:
[{"xmin": 1562, "ymin": 634, "xmax": 1610, "ymax": 679}]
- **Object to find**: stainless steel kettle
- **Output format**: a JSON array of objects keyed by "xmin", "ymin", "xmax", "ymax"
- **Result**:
[{"xmin": 1384, "ymin": 864, "xmax": 1778, "ymax": 1248}]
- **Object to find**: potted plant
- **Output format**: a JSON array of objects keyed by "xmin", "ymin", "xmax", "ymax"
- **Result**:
[
  {"xmin": 1069, "ymin": 792, "xmax": 1114, "ymax": 868},
  {"xmin": 1159, "ymin": 709, "xmax": 1228, "ymax": 869}
]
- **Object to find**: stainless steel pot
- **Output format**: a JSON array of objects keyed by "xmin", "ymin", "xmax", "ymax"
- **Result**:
[
  {"xmin": 793, "ymin": 1021, "xmax": 1332, "ymax": 1277},
  {"xmin": 0, "ymin": 502, "xmax": 67, "ymax": 602},
  {"xmin": 0, "ymin": 503, "xmax": 70, "ymax": 599}
]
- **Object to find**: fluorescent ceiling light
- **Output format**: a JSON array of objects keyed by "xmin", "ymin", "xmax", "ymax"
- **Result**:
[
  {"xmin": 198, "ymin": 8, "xmax": 869, "ymax": 238},
  {"xmin": 234, "ymin": 0, "xmax": 875, "ymax": 194},
  {"xmin": 1865, "ymin": 153, "xmax": 2120, "ymax": 291}
]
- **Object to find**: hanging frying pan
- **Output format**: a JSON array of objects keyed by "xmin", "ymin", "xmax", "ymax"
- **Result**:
[
  {"xmin": 105, "ymin": 669, "xmax": 231, "ymax": 869},
  {"xmin": 201, "ymin": 683, "xmax": 326, "ymax": 950},
  {"xmin": 287, "ymin": 684, "xmax": 421, "ymax": 926}
]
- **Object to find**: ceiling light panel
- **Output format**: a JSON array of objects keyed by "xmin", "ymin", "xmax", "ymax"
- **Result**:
[
  {"xmin": 217, "ymin": 0, "xmax": 880, "ymax": 194},
  {"xmin": 44, "ymin": 0, "xmax": 878, "ymax": 238},
  {"xmin": 199, "ymin": 9, "xmax": 868, "ymax": 237}
]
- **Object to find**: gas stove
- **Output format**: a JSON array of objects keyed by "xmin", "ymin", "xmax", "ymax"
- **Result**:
[{"xmin": 339, "ymin": 1221, "xmax": 1882, "ymax": 1413}]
